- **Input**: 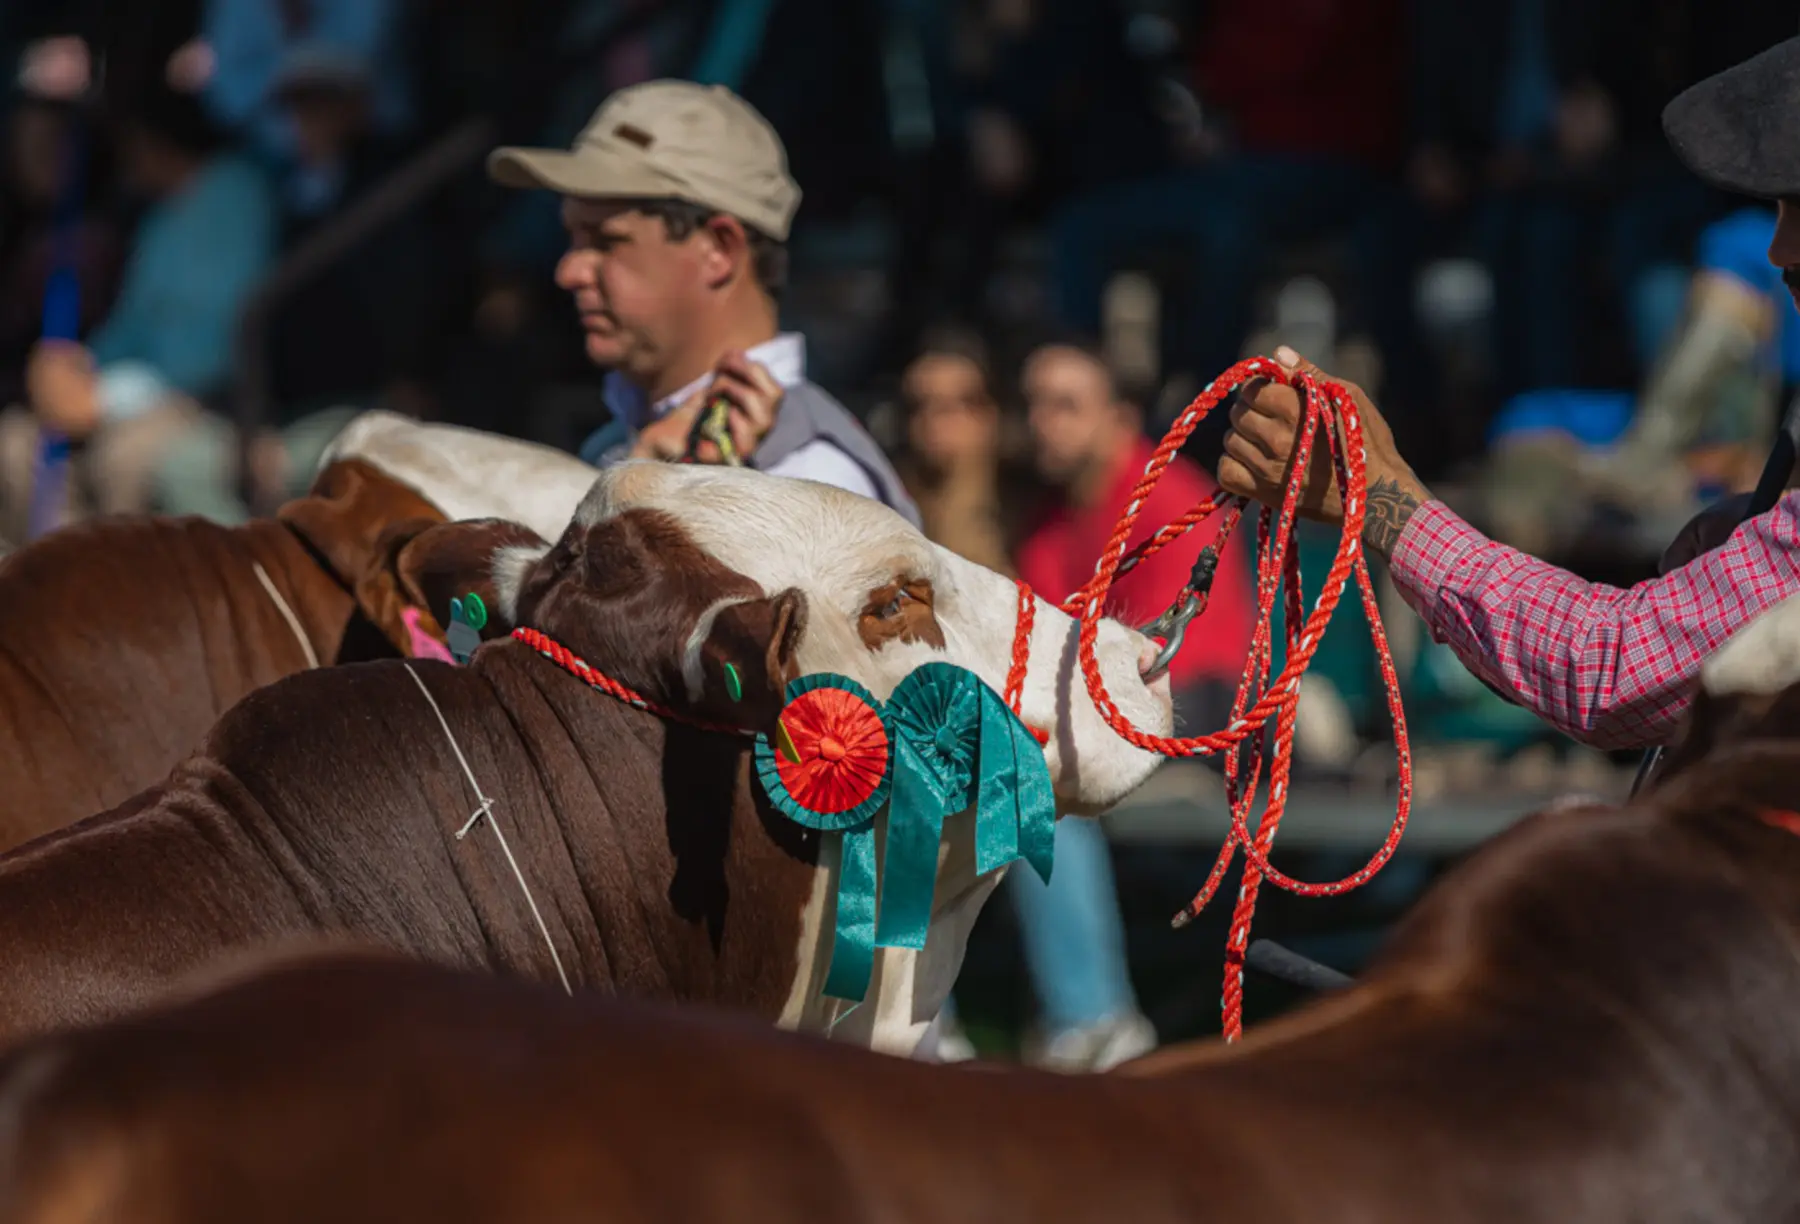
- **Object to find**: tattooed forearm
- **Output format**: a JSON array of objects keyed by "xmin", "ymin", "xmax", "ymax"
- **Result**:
[{"xmin": 1363, "ymin": 476, "xmax": 1423, "ymax": 559}]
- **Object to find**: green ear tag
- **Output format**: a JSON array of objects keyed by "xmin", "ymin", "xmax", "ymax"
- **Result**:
[
  {"xmin": 723, "ymin": 662, "xmax": 743, "ymax": 702},
  {"xmin": 445, "ymin": 596, "xmax": 482, "ymax": 666},
  {"xmin": 463, "ymin": 592, "xmax": 488, "ymax": 631}
]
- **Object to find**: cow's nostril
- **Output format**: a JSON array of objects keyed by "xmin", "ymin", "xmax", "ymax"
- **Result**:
[{"xmin": 1137, "ymin": 642, "xmax": 1169, "ymax": 684}]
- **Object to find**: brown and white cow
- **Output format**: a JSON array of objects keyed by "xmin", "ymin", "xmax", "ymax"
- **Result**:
[
  {"xmin": 0, "ymin": 461, "xmax": 1172, "ymax": 1057},
  {"xmin": 5, "ymin": 604, "xmax": 1799, "ymax": 1224},
  {"xmin": 0, "ymin": 417, "xmax": 600, "ymax": 853}
]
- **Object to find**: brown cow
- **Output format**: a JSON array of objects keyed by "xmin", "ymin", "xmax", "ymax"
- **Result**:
[
  {"xmin": 0, "ymin": 463, "xmax": 1173, "ymax": 1057},
  {"xmin": 0, "ymin": 458, "xmax": 446, "ymax": 850},
  {"xmin": 0, "ymin": 413, "xmax": 604, "ymax": 853}
]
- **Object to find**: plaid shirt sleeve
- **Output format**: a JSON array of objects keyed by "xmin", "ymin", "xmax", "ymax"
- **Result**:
[{"xmin": 1386, "ymin": 495, "xmax": 1800, "ymax": 750}]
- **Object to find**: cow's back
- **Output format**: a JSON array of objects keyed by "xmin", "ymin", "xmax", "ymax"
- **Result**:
[
  {"xmin": 0, "ymin": 955, "xmax": 1224, "ymax": 1224},
  {"xmin": 0, "ymin": 516, "xmax": 350, "ymax": 850}
]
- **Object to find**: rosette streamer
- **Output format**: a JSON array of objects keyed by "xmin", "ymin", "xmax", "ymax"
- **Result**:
[{"xmin": 753, "ymin": 674, "xmax": 892, "ymax": 1003}]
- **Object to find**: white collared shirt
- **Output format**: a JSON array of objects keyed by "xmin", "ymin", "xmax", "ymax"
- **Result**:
[{"xmin": 601, "ymin": 332, "xmax": 881, "ymax": 501}]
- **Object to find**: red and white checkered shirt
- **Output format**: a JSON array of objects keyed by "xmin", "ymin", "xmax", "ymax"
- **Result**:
[{"xmin": 1387, "ymin": 495, "xmax": 1800, "ymax": 750}]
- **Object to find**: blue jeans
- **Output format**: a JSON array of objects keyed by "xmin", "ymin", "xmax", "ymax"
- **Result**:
[
  {"xmin": 1008, "ymin": 816, "xmax": 1141, "ymax": 1033},
  {"xmin": 940, "ymin": 816, "xmax": 1141, "ymax": 1039}
]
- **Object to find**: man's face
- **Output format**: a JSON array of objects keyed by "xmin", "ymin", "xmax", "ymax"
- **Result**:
[
  {"xmin": 555, "ymin": 198, "xmax": 707, "ymax": 379},
  {"xmin": 1023, "ymin": 346, "xmax": 1120, "ymax": 486},
  {"xmin": 1773, "ymin": 199, "xmax": 1800, "ymax": 314}
]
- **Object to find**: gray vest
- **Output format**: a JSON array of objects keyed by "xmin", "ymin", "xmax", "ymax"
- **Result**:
[{"xmin": 579, "ymin": 379, "xmax": 921, "ymax": 528}]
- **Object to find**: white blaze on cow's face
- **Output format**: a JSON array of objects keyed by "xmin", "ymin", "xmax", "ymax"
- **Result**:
[
  {"xmin": 575, "ymin": 460, "xmax": 1174, "ymax": 814},
  {"xmin": 319, "ymin": 410, "xmax": 601, "ymax": 545}
]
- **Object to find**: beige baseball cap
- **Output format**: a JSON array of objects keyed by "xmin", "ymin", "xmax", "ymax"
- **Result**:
[{"xmin": 487, "ymin": 79, "xmax": 802, "ymax": 241}]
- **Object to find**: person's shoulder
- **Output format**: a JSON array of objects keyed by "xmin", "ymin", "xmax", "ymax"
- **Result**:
[{"xmin": 764, "ymin": 439, "xmax": 882, "ymax": 501}]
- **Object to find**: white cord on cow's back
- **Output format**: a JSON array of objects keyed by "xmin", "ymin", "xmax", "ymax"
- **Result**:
[
  {"xmin": 251, "ymin": 561, "xmax": 321, "ymax": 670},
  {"xmin": 402, "ymin": 662, "xmax": 573, "ymax": 995}
]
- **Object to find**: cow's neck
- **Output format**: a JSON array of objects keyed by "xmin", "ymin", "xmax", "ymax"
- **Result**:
[
  {"xmin": 484, "ymin": 643, "xmax": 998, "ymax": 1055},
  {"xmin": 481, "ymin": 643, "xmax": 827, "ymax": 1012},
  {"xmin": 794, "ymin": 808, "xmax": 1007, "ymax": 1058},
  {"xmin": 238, "ymin": 520, "xmax": 383, "ymax": 666}
]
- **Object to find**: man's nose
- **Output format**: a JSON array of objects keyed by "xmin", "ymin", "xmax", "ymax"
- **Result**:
[{"xmin": 554, "ymin": 250, "xmax": 593, "ymax": 292}]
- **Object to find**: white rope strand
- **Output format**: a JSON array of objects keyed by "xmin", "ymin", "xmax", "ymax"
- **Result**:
[
  {"xmin": 252, "ymin": 561, "xmax": 320, "ymax": 669},
  {"xmin": 403, "ymin": 663, "xmax": 573, "ymax": 995}
]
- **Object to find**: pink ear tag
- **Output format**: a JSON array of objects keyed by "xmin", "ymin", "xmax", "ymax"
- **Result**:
[{"xmin": 402, "ymin": 606, "xmax": 456, "ymax": 664}]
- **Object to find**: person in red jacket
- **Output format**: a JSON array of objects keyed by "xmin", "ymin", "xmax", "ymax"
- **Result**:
[{"xmin": 1017, "ymin": 339, "xmax": 1255, "ymax": 732}]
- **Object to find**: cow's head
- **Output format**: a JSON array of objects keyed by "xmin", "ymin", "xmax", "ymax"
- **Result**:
[
  {"xmin": 351, "ymin": 463, "xmax": 1177, "ymax": 1054},
  {"xmin": 367, "ymin": 508, "xmax": 808, "ymax": 732}
]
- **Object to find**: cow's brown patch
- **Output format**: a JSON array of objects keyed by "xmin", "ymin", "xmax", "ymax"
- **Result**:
[{"xmin": 857, "ymin": 578, "xmax": 945, "ymax": 651}]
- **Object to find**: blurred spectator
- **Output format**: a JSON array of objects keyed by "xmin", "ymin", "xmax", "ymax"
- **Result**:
[
  {"xmin": 1409, "ymin": 0, "xmax": 1793, "ymax": 408},
  {"xmin": 1018, "ymin": 339, "xmax": 1254, "ymax": 723},
  {"xmin": 192, "ymin": 0, "xmax": 412, "ymax": 164},
  {"xmin": 0, "ymin": 90, "xmax": 123, "ymax": 411},
  {"xmin": 156, "ymin": 46, "xmax": 444, "ymax": 525},
  {"xmin": 894, "ymin": 332, "xmax": 1162, "ymax": 1072},
  {"xmin": 1050, "ymin": 0, "xmax": 1411, "ymax": 404},
  {"xmin": 0, "ymin": 82, "xmax": 275, "ymax": 541},
  {"xmin": 1577, "ymin": 206, "xmax": 1800, "ymax": 538},
  {"xmin": 892, "ymin": 328, "xmax": 1039, "ymax": 571}
]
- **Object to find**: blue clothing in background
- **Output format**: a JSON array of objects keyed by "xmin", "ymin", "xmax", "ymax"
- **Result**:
[
  {"xmin": 201, "ymin": 0, "xmax": 412, "ymax": 161},
  {"xmin": 1694, "ymin": 207, "xmax": 1800, "ymax": 383},
  {"xmin": 1006, "ymin": 816, "xmax": 1143, "ymax": 1034},
  {"xmin": 89, "ymin": 157, "xmax": 277, "ymax": 404}
]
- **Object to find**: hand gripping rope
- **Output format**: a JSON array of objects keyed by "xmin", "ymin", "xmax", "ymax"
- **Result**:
[{"xmin": 1037, "ymin": 355, "xmax": 1413, "ymax": 1041}]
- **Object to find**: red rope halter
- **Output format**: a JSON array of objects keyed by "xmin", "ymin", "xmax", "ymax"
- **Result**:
[{"xmin": 512, "ymin": 578, "xmax": 1046, "ymax": 742}]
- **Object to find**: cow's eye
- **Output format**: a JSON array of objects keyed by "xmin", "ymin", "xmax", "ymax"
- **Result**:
[{"xmin": 875, "ymin": 589, "xmax": 912, "ymax": 619}]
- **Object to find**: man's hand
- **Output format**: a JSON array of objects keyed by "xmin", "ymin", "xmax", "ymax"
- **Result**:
[
  {"xmin": 26, "ymin": 340, "xmax": 102, "ymax": 439},
  {"xmin": 1217, "ymin": 346, "xmax": 1433, "ymax": 559},
  {"xmin": 631, "ymin": 352, "xmax": 784, "ymax": 465},
  {"xmin": 1658, "ymin": 492, "xmax": 1753, "ymax": 576}
]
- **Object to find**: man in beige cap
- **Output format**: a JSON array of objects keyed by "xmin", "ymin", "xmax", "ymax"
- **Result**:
[{"xmin": 488, "ymin": 80, "xmax": 919, "ymax": 525}]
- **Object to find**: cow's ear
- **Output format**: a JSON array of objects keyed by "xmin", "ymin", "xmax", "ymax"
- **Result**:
[
  {"xmin": 690, "ymin": 588, "xmax": 808, "ymax": 727},
  {"xmin": 359, "ymin": 518, "xmax": 550, "ymax": 659},
  {"xmin": 278, "ymin": 459, "xmax": 446, "ymax": 588}
]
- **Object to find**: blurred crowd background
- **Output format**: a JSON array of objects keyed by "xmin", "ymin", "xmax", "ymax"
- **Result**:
[{"xmin": 4, "ymin": 0, "xmax": 1796, "ymax": 1056}]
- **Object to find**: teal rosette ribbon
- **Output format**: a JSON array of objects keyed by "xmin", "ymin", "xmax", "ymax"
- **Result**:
[
  {"xmin": 878, "ymin": 662, "xmax": 1057, "ymax": 950},
  {"xmin": 754, "ymin": 663, "xmax": 1057, "ymax": 1006}
]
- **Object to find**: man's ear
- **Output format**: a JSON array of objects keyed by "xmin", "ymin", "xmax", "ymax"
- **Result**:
[
  {"xmin": 277, "ymin": 458, "xmax": 446, "ymax": 588},
  {"xmin": 688, "ymin": 588, "xmax": 808, "ymax": 726},
  {"xmin": 358, "ymin": 517, "xmax": 551, "ymax": 658}
]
